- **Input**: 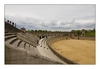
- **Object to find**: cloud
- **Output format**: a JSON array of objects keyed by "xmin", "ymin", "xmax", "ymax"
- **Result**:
[
  {"xmin": 5, "ymin": 14, "xmax": 95, "ymax": 31},
  {"xmin": 5, "ymin": 4, "xmax": 95, "ymax": 31}
]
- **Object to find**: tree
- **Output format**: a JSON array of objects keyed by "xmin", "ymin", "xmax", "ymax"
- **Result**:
[
  {"xmin": 35, "ymin": 30, "xmax": 37, "ymax": 32},
  {"xmin": 93, "ymin": 28, "xmax": 95, "ymax": 32},
  {"xmin": 76, "ymin": 30, "xmax": 81, "ymax": 35},
  {"xmin": 38, "ymin": 30, "xmax": 42, "ymax": 32},
  {"xmin": 44, "ymin": 30, "xmax": 47, "ymax": 32},
  {"xmin": 71, "ymin": 30, "xmax": 76, "ymax": 32},
  {"xmin": 31, "ymin": 30, "xmax": 34, "ymax": 32}
]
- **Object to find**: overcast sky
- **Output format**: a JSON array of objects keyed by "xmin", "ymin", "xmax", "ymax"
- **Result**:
[{"xmin": 5, "ymin": 4, "xmax": 96, "ymax": 31}]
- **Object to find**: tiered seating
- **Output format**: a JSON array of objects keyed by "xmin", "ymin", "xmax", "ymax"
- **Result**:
[
  {"xmin": 5, "ymin": 32, "xmax": 40, "ymax": 54},
  {"xmin": 5, "ymin": 22, "xmax": 64, "ymax": 64},
  {"xmin": 17, "ymin": 32, "xmax": 38, "ymax": 46},
  {"xmin": 5, "ymin": 32, "xmax": 61, "ymax": 64}
]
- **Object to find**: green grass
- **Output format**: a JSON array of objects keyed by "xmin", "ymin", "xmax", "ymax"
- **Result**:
[{"xmin": 86, "ymin": 32, "xmax": 95, "ymax": 37}]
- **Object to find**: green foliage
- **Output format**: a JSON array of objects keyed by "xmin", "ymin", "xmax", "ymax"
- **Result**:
[
  {"xmin": 71, "ymin": 30, "xmax": 76, "ymax": 32},
  {"xmin": 42, "ymin": 30, "xmax": 47, "ymax": 32},
  {"xmin": 31, "ymin": 30, "xmax": 34, "ymax": 32},
  {"xmin": 86, "ymin": 32, "xmax": 95, "ymax": 37},
  {"xmin": 76, "ymin": 30, "xmax": 82, "ymax": 35},
  {"xmin": 27, "ymin": 29, "xmax": 48, "ymax": 32},
  {"xmin": 71, "ymin": 28, "xmax": 95, "ymax": 37},
  {"xmin": 38, "ymin": 30, "xmax": 42, "ymax": 32},
  {"xmin": 35, "ymin": 30, "xmax": 37, "ymax": 32},
  {"xmin": 93, "ymin": 28, "xmax": 95, "ymax": 32}
]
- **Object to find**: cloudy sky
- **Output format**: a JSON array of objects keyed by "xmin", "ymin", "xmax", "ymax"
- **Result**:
[{"xmin": 5, "ymin": 4, "xmax": 96, "ymax": 31}]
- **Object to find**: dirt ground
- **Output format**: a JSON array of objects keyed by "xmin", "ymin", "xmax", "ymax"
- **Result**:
[{"xmin": 51, "ymin": 39, "xmax": 95, "ymax": 64}]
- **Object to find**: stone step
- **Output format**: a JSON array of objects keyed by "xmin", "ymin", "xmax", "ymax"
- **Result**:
[
  {"xmin": 30, "ymin": 45, "xmax": 39, "ymax": 54},
  {"xmin": 17, "ymin": 40, "xmax": 22, "ymax": 47},
  {"xmin": 5, "ymin": 30, "xmax": 8, "ymax": 33},
  {"xmin": 12, "ymin": 39, "xmax": 21, "ymax": 47},
  {"xmin": 10, "ymin": 38, "xmax": 18, "ymax": 44},
  {"xmin": 5, "ymin": 35, "xmax": 16, "ymax": 41},
  {"xmin": 5, "ymin": 33, "xmax": 13, "ymax": 36},
  {"xmin": 18, "ymin": 41, "xmax": 25, "ymax": 48},
  {"xmin": 5, "ymin": 37, "xmax": 17, "ymax": 44},
  {"xmin": 24, "ymin": 42, "xmax": 26, "ymax": 49},
  {"xmin": 25, "ymin": 43, "xmax": 30, "ymax": 50}
]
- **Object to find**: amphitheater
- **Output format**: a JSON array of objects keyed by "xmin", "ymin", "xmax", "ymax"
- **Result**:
[{"xmin": 5, "ymin": 22, "xmax": 95, "ymax": 64}]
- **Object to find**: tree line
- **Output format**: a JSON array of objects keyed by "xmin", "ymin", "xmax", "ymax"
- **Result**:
[
  {"xmin": 27, "ymin": 30, "xmax": 63, "ymax": 33},
  {"xmin": 71, "ymin": 28, "xmax": 95, "ymax": 36}
]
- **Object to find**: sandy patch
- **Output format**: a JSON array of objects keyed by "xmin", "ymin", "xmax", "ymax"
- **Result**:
[{"xmin": 51, "ymin": 39, "xmax": 95, "ymax": 64}]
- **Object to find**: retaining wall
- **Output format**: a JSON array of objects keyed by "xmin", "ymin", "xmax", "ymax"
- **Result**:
[
  {"xmin": 74, "ymin": 36, "xmax": 95, "ymax": 40},
  {"xmin": 47, "ymin": 36, "xmax": 77, "ymax": 64},
  {"xmin": 47, "ymin": 36, "xmax": 69, "ymax": 45}
]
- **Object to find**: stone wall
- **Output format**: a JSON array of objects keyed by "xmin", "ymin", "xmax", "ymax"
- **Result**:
[
  {"xmin": 47, "ymin": 36, "xmax": 69, "ymax": 45},
  {"xmin": 74, "ymin": 36, "xmax": 95, "ymax": 40}
]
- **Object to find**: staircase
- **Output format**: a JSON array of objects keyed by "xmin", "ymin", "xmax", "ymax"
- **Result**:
[{"xmin": 5, "ymin": 32, "xmax": 40, "ymax": 54}]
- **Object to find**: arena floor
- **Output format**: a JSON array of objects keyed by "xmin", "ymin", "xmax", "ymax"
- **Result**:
[{"xmin": 51, "ymin": 39, "xmax": 95, "ymax": 64}]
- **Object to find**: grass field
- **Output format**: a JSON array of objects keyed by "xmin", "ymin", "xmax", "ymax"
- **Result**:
[
  {"xmin": 51, "ymin": 39, "xmax": 95, "ymax": 64},
  {"xmin": 86, "ymin": 32, "xmax": 95, "ymax": 37}
]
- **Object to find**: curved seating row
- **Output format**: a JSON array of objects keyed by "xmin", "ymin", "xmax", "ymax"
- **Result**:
[
  {"xmin": 37, "ymin": 38, "xmax": 66, "ymax": 64},
  {"xmin": 5, "ymin": 33, "xmax": 40, "ymax": 55},
  {"xmin": 5, "ymin": 32, "xmax": 62, "ymax": 64}
]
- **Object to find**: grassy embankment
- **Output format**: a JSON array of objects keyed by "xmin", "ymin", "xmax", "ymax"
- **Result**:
[{"xmin": 86, "ymin": 32, "xmax": 95, "ymax": 37}]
